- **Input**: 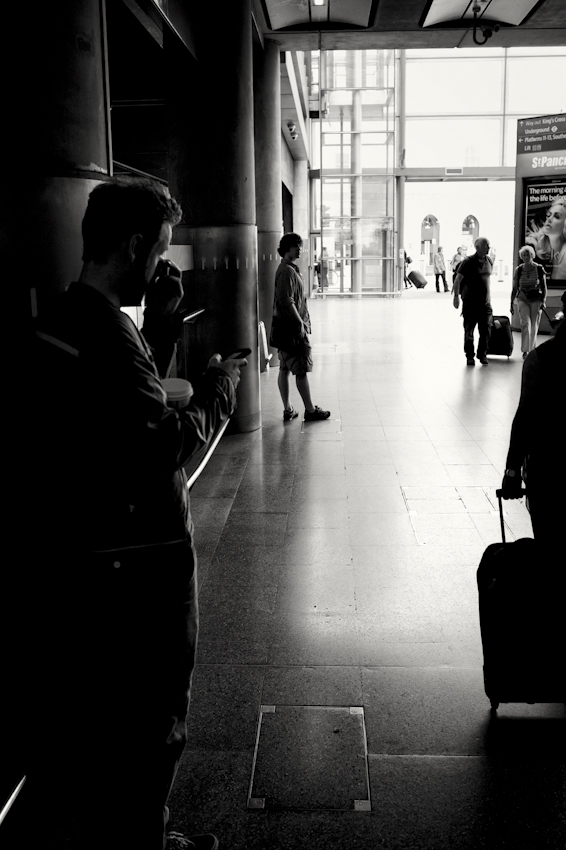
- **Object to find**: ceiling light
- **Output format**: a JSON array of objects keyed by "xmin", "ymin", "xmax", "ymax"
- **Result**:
[{"xmin": 312, "ymin": 0, "xmax": 326, "ymax": 6}]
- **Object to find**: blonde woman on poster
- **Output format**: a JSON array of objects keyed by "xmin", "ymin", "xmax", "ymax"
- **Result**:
[{"xmin": 526, "ymin": 195, "xmax": 566, "ymax": 282}]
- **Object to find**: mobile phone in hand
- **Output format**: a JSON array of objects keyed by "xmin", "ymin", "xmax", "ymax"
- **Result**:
[
  {"xmin": 152, "ymin": 258, "xmax": 181, "ymax": 282},
  {"xmin": 225, "ymin": 348, "xmax": 251, "ymax": 360}
]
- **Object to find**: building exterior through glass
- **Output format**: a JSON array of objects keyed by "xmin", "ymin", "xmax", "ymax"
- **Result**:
[{"xmin": 308, "ymin": 46, "xmax": 566, "ymax": 296}]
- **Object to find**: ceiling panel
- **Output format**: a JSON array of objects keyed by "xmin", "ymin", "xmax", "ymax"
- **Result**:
[
  {"xmin": 330, "ymin": 0, "xmax": 373, "ymax": 27},
  {"xmin": 265, "ymin": 0, "xmax": 310, "ymax": 31}
]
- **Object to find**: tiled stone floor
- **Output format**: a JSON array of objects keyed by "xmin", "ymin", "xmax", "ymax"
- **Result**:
[{"xmin": 169, "ymin": 283, "xmax": 566, "ymax": 849}]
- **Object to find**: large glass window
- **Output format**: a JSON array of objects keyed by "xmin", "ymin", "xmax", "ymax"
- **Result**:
[
  {"xmin": 403, "ymin": 49, "xmax": 565, "ymax": 170},
  {"xmin": 406, "ymin": 59, "xmax": 504, "ymax": 115},
  {"xmin": 405, "ymin": 118, "xmax": 502, "ymax": 167},
  {"xmin": 506, "ymin": 57, "xmax": 566, "ymax": 114},
  {"xmin": 309, "ymin": 47, "xmax": 564, "ymax": 295}
]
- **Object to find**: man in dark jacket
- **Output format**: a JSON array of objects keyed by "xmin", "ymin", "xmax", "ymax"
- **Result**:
[
  {"xmin": 453, "ymin": 237, "xmax": 494, "ymax": 366},
  {"xmin": 12, "ymin": 178, "xmax": 245, "ymax": 850}
]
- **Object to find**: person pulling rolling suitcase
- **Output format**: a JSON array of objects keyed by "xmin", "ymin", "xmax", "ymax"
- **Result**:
[{"xmin": 476, "ymin": 489, "xmax": 565, "ymax": 712}]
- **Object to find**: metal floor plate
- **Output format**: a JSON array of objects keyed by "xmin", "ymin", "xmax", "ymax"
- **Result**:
[{"xmin": 247, "ymin": 705, "xmax": 371, "ymax": 811}]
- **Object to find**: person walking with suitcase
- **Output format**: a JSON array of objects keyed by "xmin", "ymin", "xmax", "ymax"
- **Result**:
[
  {"xmin": 476, "ymin": 300, "xmax": 565, "ymax": 713},
  {"xmin": 452, "ymin": 237, "xmax": 494, "ymax": 366},
  {"xmin": 510, "ymin": 244, "xmax": 547, "ymax": 360}
]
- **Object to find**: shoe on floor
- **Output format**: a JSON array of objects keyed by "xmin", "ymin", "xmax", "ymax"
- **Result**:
[
  {"xmin": 165, "ymin": 832, "xmax": 219, "ymax": 850},
  {"xmin": 304, "ymin": 406, "xmax": 331, "ymax": 421},
  {"xmin": 283, "ymin": 406, "xmax": 299, "ymax": 421},
  {"xmin": 479, "ymin": 357, "xmax": 489, "ymax": 365},
  {"xmin": 466, "ymin": 358, "xmax": 475, "ymax": 366}
]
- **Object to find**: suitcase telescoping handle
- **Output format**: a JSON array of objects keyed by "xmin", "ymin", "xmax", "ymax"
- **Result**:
[{"xmin": 495, "ymin": 487, "xmax": 527, "ymax": 543}]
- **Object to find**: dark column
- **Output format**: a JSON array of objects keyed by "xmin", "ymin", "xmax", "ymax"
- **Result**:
[
  {"xmin": 254, "ymin": 39, "xmax": 282, "ymax": 353},
  {"xmin": 6, "ymin": 1, "xmax": 111, "ymax": 324},
  {"xmin": 167, "ymin": 0, "xmax": 260, "ymax": 433}
]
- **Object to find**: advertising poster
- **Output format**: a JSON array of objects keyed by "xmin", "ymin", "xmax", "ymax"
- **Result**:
[
  {"xmin": 524, "ymin": 180, "xmax": 566, "ymax": 284},
  {"xmin": 514, "ymin": 114, "xmax": 566, "ymax": 291}
]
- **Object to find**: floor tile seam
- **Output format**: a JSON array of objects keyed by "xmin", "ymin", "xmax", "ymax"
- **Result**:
[{"xmin": 367, "ymin": 753, "xmax": 485, "ymax": 760}]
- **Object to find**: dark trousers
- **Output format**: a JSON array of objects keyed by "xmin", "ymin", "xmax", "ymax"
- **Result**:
[
  {"xmin": 463, "ymin": 305, "xmax": 492, "ymax": 360},
  {"xmin": 3, "ymin": 539, "xmax": 198, "ymax": 850},
  {"xmin": 435, "ymin": 271, "xmax": 447, "ymax": 291}
]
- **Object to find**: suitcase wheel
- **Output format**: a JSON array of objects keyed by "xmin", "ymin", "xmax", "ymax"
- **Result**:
[{"xmin": 490, "ymin": 699, "xmax": 499, "ymax": 712}]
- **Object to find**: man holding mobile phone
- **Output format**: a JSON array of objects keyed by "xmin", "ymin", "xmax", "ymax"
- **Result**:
[{"xmin": 16, "ymin": 177, "xmax": 246, "ymax": 850}]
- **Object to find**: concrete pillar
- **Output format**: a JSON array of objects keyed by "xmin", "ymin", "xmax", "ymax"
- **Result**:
[
  {"xmin": 167, "ymin": 0, "xmax": 260, "ymax": 432},
  {"xmin": 6, "ymin": 1, "xmax": 111, "ymax": 325},
  {"xmin": 293, "ymin": 160, "xmax": 310, "ymax": 281},
  {"xmin": 254, "ymin": 39, "xmax": 283, "ymax": 349}
]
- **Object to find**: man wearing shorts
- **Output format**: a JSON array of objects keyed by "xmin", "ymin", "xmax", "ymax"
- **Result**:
[{"xmin": 271, "ymin": 232, "xmax": 330, "ymax": 421}]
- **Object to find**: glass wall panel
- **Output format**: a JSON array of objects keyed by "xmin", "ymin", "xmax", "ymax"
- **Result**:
[
  {"xmin": 406, "ymin": 60, "xmax": 504, "ymax": 114},
  {"xmin": 361, "ymin": 144, "xmax": 388, "ymax": 169},
  {"xmin": 507, "ymin": 47, "xmax": 566, "ymax": 56},
  {"xmin": 321, "ymin": 178, "xmax": 352, "ymax": 217},
  {"xmin": 360, "ymin": 259, "xmax": 394, "ymax": 293},
  {"xmin": 323, "ymin": 119, "xmax": 352, "ymax": 133},
  {"xmin": 311, "ymin": 178, "xmax": 321, "ymax": 231},
  {"xmin": 506, "ymin": 57, "xmax": 566, "ymax": 113},
  {"xmin": 322, "ymin": 140, "xmax": 351, "ymax": 171},
  {"xmin": 358, "ymin": 220, "xmax": 394, "ymax": 256},
  {"xmin": 405, "ymin": 118, "xmax": 502, "ymax": 167},
  {"xmin": 361, "ymin": 176, "xmax": 393, "ymax": 217},
  {"xmin": 329, "ymin": 90, "xmax": 353, "ymax": 107},
  {"xmin": 504, "ymin": 116, "xmax": 523, "ymax": 167},
  {"xmin": 318, "ymin": 49, "xmax": 396, "ymax": 294},
  {"xmin": 311, "ymin": 119, "xmax": 320, "ymax": 170}
]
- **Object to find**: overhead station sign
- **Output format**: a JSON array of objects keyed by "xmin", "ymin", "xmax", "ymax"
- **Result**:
[{"xmin": 517, "ymin": 113, "xmax": 566, "ymax": 167}]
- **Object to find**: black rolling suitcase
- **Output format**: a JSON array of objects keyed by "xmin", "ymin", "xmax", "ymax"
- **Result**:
[
  {"xmin": 407, "ymin": 270, "xmax": 427, "ymax": 289},
  {"xmin": 476, "ymin": 489, "xmax": 565, "ymax": 711},
  {"xmin": 487, "ymin": 315, "xmax": 513, "ymax": 357}
]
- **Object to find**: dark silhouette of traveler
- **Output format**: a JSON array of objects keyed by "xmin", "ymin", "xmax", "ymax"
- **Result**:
[
  {"xmin": 270, "ymin": 232, "xmax": 331, "ymax": 421},
  {"xmin": 433, "ymin": 246, "xmax": 448, "ymax": 292},
  {"xmin": 510, "ymin": 244, "xmax": 547, "ymax": 360},
  {"xmin": 453, "ymin": 237, "xmax": 494, "ymax": 366},
  {"xmin": 18, "ymin": 177, "xmax": 246, "ymax": 850},
  {"xmin": 501, "ymin": 292, "xmax": 565, "ymax": 544}
]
